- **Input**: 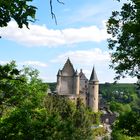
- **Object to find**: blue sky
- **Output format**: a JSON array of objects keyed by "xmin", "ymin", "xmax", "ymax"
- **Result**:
[{"xmin": 0, "ymin": 0, "xmax": 137, "ymax": 83}]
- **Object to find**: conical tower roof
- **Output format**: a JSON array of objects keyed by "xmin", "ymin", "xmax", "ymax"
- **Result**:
[
  {"xmin": 90, "ymin": 66, "xmax": 99, "ymax": 82},
  {"xmin": 61, "ymin": 58, "xmax": 75, "ymax": 76},
  {"xmin": 57, "ymin": 69, "xmax": 61, "ymax": 76}
]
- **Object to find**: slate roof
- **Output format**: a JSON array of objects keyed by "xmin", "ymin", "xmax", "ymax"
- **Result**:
[{"xmin": 90, "ymin": 66, "xmax": 99, "ymax": 82}]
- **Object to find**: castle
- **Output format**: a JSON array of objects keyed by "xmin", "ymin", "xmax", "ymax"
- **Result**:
[{"xmin": 56, "ymin": 58, "xmax": 99, "ymax": 112}]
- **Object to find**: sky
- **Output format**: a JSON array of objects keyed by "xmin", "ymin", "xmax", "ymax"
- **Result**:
[{"xmin": 0, "ymin": 0, "xmax": 137, "ymax": 83}]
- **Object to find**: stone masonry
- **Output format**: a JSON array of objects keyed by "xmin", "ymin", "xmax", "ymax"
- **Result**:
[{"xmin": 56, "ymin": 58, "xmax": 99, "ymax": 112}]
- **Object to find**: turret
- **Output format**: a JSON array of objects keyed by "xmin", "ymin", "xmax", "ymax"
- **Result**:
[
  {"xmin": 75, "ymin": 70, "xmax": 80, "ymax": 95},
  {"xmin": 56, "ymin": 69, "xmax": 61, "ymax": 94},
  {"xmin": 88, "ymin": 66, "xmax": 99, "ymax": 112}
]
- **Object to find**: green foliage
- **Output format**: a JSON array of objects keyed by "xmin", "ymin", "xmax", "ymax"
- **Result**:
[
  {"xmin": 0, "ymin": 61, "xmax": 48, "ymax": 139},
  {"xmin": 0, "ymin": 0, "xmax": 36, "ymax": 28},
  {"xmin": 107, "ymin": 0, "xmax": 140, "ymax": 80},
  {"xmin": 112, "ymin": 111, "xmax": 140, "ymax": 138},
  {"xmin": 0, "ymin": 0, "xmax": 64, "ymax": 30},
  {"xmin": 109, "ymin": 101, "xmax": 131, "ymax": 113},
  {"xmin": 47, "ymin": 82, "xmax": 57, "ymax": 92},
  {"xmin": 0, "ymin": 95, "xmax": 94, "ymax": 140},
  {"xmin": 101, "ymin": 83, "xmax": 140, "ymax": 139},
  {"xmin": 112, "ymin": 130, "xmax": 133, "ymax": 140},
  {"xmin": 91, "ymin": 112, "xmax": 101, "ymax": 125},
  {"xmin": 100, "ymin": 83, "xmax": 140, "ymax": 114},
  {"xmin": 130, "ymin": 93, "xmax": 140, "ymax": 111},
  {"xmin": 112, "ymin": 130, "xmax": 140, "ymax": 140},
  {"xmin": 100, "ymin": 83, "xmax": 136, "ymax": 103},
  {"xmin": 0, "ymin": 62, "xmax": 94, "ymax": 140},
  {"xmin": 0, "ymin": 61, "xmax": 47, "ymax": 117},
  {"xmin": 44, "ymin": 95, "xmax": 94, "ymax": 140},
  {"xmin": 93, "ymin": 127, "xmax": 107, "ymax": 138}
]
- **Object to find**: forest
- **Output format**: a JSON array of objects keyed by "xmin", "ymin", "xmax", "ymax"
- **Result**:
[
  {"xmin": 47, "ymin": 82, "xmax": 140, "ymax": 139},
  {"xmin": 0, "ymin": 61, "xmax": 100, "ymax": 139}
]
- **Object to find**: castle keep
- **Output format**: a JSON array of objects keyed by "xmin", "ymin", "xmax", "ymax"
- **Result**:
[{"xmin": 56, "ymin": 58, "xmax": 99, "ymax": 112}]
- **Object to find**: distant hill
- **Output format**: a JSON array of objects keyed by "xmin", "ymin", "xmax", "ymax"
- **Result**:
[
  {"xmin": 47, "ymin": 82, "xmax": 57, "ymax": 92},
  {"xmin": 47, "ymin": 82, "xmax": 140, "ymax": 113},
  {"xmin": 47, "ymin": 82, "xmax": 136, "ymax": 94},
  {"xmin": 99, "ymin": 83, "xmax": 137, "ymax": 103},
  {"xmin": 100, "ymin": 83, "xmax": 136, "ymax": 94}
]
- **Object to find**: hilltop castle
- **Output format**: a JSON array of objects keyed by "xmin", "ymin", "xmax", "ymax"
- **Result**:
[{"xmin": 56, "ymin": 58, "xmax": 99, "ymax": 112}]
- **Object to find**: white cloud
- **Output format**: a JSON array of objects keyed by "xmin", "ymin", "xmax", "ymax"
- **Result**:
[
  {"xmin": 51, "ymin": 48, "xmax": 110, "ymax": 65},
  {"xmin": 0, "ymin": 60, "xmax": 9, "ymax": 65},
  {"xmin": 0, "ymin": 21, "xmax": 109, "ymax": 47},
  {"xmin": 50, "ymin": 48, "xmax": 113, "ymax": 82},
  {"xmin": 50, "ymin": 49, "xmax": 137, "ymax": 83},
  {"xmin": 19, "ymin": 61, "xmax": 48, "ymax": 68},
  {"xmin": 0, "ymin": 60, "xmax": 47, "ymax": 68}
]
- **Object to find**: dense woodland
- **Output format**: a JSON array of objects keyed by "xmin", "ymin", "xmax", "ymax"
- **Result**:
[
  {"xmin": 47, "ymin": 82, "xmax": 140, "ymax": 139},
  {"xmin": 0, "ymin": 62, "xmax": 140, "ymax": 139},
  {"xmin": 106, "ymin": 0, "xmax": 140, "ymax": 139},
  {"xmin": 0, "ymin": 61, "xmax": 101, "ymax": 139}
]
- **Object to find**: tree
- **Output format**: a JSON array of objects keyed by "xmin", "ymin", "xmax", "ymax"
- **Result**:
[
  {"xmin": 0, "ymin": 0, "xmax": 36, "ymax": 28},
  {"xmin": 0, "ymin": 92, "xmax": 94, "ymax": 139},
  {"xmin": 0, "ymin": 61, "xmax": 48, "ymax": 117},
  {"xmin": 44, "ymin": 95, "xmax": 94, "ymax": 140},
  {"xmin": 0, "ymin": 62, "xmax": 48, "ymax": 139},
  {"xmin": 0, "ymin": 0, "xmax": 64, "ymax": 29},
  {"xmin": 107, "ymin": 0, "xmax": 140, "ymax": 81},
  {"xmin": 112, "ymin": 111, "xmax": 140, "ymax": 138},
  {"xmin": 0, "ymin": 62, "xmax": 94, "ymax": 139}
]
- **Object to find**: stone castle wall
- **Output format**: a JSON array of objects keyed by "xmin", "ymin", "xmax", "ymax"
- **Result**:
[{"xmin": 56, "ymin": 59, "xmax": 99, "ymax": 112}]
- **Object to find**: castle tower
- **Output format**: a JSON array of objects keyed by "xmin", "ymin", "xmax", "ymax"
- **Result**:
[
  {"xmin": 88, "ymin": 67, "xmax": 99, "ymax": 112},
  {"xmin": 74, "ymin": 70, "xmax": 80, "ymax": 95},
  {"xmin": 56, "ymin": 69, "xmax": 61, "ymax": 94},
  {"xmin": 56, "ymin": 58, "xmax": 76, "ymax": 95}
]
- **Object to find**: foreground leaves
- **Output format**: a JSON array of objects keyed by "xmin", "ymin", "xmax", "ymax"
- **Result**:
[
  {"xmin": 0, "ymin": 0, "xmax": 36, "ymax": 28},
  {"xmin": 0, "ymin": 62, "xmax": 94, "ymax": 140},
  {"xmin": 107, "ymin": 0, "xmax": 140, "ymax": 80}
]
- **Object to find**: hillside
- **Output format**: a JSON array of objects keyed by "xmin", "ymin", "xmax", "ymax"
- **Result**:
[{"xmin": 47, "ymin": 82, "xmax": 136, "ymax": 95}]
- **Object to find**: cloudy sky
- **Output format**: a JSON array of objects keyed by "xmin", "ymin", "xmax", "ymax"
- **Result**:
[{"xmin": 0, "ymin": 0, "xmax": 137, "ymax": 83}]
